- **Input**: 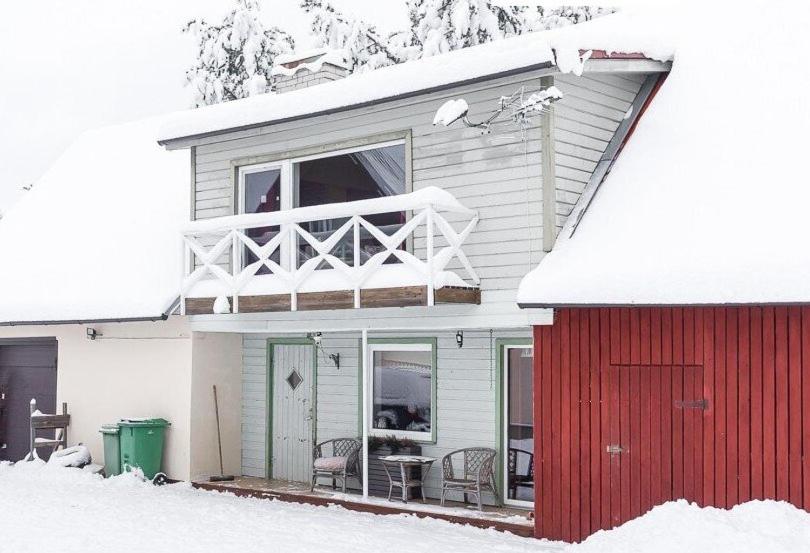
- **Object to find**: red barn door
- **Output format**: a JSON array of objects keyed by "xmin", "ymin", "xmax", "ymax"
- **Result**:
[{"xmin": 602, "ymin": 364, "xmax": 704, "ymax": 528}]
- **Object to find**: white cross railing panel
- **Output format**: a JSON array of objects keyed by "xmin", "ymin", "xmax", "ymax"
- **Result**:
[{"xmin": 180, "ymin": 187, "xmax": 480, "ymax": 314}]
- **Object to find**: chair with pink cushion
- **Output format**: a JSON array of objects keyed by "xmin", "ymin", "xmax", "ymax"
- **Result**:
[{"xmin": 311, "ymin": 438, "xmax": 361, "ymax": 493}]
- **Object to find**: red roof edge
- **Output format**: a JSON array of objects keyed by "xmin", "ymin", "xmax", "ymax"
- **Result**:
[
  {"xmin": 583, "ymin": 49, "xmax": 651, "ymax": 60},
  {"xmin": 612, "ymin": 72, "xmax": 668, "ymax": 165}
]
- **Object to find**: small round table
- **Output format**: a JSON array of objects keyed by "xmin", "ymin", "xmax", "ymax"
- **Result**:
[{"xmin": 378, "ymin": 455, "xmax": 437, "ymax": 503}]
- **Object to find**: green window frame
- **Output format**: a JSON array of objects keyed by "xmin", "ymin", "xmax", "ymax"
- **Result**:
[
  {"xmin": 359, "ymin": 337, "xmax": 437, "ymax": 443},
  {"xmin": 495, "ymin": 337, "xmax": 534, "ymax": 504}
]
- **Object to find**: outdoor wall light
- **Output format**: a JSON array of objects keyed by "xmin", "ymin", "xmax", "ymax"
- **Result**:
[
  {"xmin": 456, "ymin": 330, "xmax": 464, "ymax": 348},
  {"xmin": 86, "ymin": 328, "xmax": 101, "ymax": 341},
  {"xmin": 308, "ymin": 332, "xmax": 340, "ymax": 369}
]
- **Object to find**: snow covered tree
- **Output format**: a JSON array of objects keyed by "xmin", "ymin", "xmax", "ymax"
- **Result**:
[
  {"xmin": 300, "ymin": 0, "xmax": 408, "ymax": 72},
  {"xmin": 407, "ymin": 0, "xmax": 524, "ymax": 56},
  {"xmin": 520, "ymin": 6, "xmax": 613, "ymax": 31},
  {"xmin": 184, "ymin": 0, "xmax": 294, "ymax": 106},
  {"xmin": 300, "ymin": 1, "xmax": 613, "ymax": 72}
]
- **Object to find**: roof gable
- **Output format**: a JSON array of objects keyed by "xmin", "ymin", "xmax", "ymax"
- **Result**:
[{"xmin": 518, "ymin": 3, "xmax": 810, "ymax": 306}]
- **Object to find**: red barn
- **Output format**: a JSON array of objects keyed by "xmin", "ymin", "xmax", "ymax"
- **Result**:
[{"xmin": 517, "ymin": 9, "xmax": 810, "ymax": 543}]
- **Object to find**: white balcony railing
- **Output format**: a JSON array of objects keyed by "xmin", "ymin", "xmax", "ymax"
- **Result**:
[{"xmin": 180, "ymin": 186, "xmax": 480, "ymax": 314}]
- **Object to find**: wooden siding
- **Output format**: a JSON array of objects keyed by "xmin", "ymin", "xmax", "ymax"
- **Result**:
[
  {"xmin": 533, "ymin": 306, "xmax": 810, "ymax": 542},
  {"xmin": 191, "ymin": 70, "xmax": 646, "ymax": 306},
  {"xmin": 241, "ymin": 329, "xmax": 531, "ymax": 501}
]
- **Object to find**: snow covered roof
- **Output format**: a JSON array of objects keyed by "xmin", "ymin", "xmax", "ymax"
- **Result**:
[
  {"xmin": 517, "ymin": 4, "xmax": 810, "ymax": 307},
  {"xmin": 0, "ymin": 117, "xmax": 188, "ymax": 324},
  {"xmin": 158, "ymin": 10, "xmax": 674, "ymax": 144}
]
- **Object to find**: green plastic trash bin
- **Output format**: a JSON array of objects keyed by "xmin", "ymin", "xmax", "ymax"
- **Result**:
[
  {"xmin": 99, "ymin": 424, "xmax": 121, "ymax": 477},
  {"xmin": 117, "ymin": 418, "xmax": 170, "ymax": 480}
]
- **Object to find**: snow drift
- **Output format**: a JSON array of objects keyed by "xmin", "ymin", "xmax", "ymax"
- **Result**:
[
  {"xmin": 569, "ymin": 499, "xmax": 810, "ymax": 553},
  {"xmin": 0, "ymin": 462, "xmax": 808, "ymax": 553}
]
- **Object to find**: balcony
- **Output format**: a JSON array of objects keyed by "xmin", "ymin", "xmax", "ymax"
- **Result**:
[{"xmin": 181, "ymin": 187, "xmax": 480, "ymax": 315}]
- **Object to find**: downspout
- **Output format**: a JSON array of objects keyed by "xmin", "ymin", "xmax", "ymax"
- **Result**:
[{"xmin": 361, "ymin": 329, "xmax": 369, "ymax": 498}]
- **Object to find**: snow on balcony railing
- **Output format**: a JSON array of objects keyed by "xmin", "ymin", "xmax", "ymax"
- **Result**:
[{"xmin": 180, "ymin": 186, "xmax": 480, "ymax": 314}]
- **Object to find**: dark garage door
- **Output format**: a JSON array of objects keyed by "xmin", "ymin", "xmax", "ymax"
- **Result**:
[{"xmin": 0, "ymin": 339, "xmax": 57, "ymax": 462}]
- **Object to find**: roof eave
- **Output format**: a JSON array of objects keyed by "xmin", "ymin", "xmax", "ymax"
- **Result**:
[{"xmin": 159, "ymin": 56, "xmax": 671, "ymax": 148}]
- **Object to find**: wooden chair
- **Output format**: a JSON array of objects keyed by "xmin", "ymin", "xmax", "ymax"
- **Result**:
[
  {"xmin": 311, "ymin": 438, "xmax": 361, "ymax": 493},
  {"xmin": 28, "ymin": 399, "xmax": 70, "ymax": 460},
  {"xmin": 507, "ymin": 447, "xmax": 534, "ymax": 500},
  {"xmin": 440, "ymin": 447, "xmax": 500, "ymax": 510}
]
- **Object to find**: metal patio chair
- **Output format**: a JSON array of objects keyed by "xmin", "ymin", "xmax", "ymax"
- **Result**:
[
  {"xmin": 311, "ymin": 438, "xmax": 361, "ymax": 493},
  {"xmin": 507, "ymin": 447, "xmax": 534, "ymax": 500},
  {"xmin": 440, "ymin": 447, "xmax": 500, "ymax": 510}
]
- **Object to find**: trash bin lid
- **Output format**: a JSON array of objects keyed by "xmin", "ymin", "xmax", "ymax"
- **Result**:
[
  {"xmin": 100, "ymin": 424, "xmax": 120, "ymax": 434},
  {"xmin": 118, "ymin": 417, "xmax": 170, "ymax": 427}
]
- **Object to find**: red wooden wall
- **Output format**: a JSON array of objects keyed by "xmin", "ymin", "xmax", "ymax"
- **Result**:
[{"xmin": 532, "ymin": 306, "xmax": 810, "ymax": 542}]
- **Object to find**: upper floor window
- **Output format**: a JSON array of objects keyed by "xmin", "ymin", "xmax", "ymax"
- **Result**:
[{"xmin": 238, "ymin": 140, "xmax": 407, "ymax": 269}]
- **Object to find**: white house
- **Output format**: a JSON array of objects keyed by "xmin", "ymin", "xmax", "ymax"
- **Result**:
[{"xmin": 0, "ymin": 8, "xmax": 681, "ymax": 539}]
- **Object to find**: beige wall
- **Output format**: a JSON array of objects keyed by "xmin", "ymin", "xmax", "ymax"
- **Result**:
[
  {"xmin": 0, "ymin": 318, "xmax": 193, "ymax": 479},
  {"xmin": 189, "ymin": 332, "xmax": 242, "ymax": 480}
]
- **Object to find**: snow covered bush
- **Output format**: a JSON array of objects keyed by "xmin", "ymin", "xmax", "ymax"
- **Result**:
[{"xmin": 184, "ymin": 0, "xmax": 294, "ymax": 106}]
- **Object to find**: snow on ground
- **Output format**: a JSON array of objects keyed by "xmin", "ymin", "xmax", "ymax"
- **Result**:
[
  {"xmin": 0, "ymin": 462, "xmax": 554, "ymax": 553},
  {"xmin": 2, "ymin": 462, "xmax": 809, "ymax": 553},
  {"xmin": 574, "ymin": 499, "xmax": 810, "ymax": 553}
]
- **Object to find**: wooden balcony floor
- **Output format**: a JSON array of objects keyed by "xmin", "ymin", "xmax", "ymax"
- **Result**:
[
  {"xmin": 185, "ymin": 285, "xmax": 480, "ymax": 315},
  {"xmin": 192, "ymin": 476, "xmax": 534, "ymax": 537}
]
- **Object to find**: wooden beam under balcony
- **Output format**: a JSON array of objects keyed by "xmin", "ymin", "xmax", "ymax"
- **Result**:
[{"xmin": 183, "ymin": 285, "xmax": 480, "ymax": 315}]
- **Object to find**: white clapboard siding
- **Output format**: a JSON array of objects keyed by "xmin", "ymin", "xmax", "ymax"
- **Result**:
[
  {"xmin": 191, "ymin": 69, "xmax": 647, "ymax": 304},
  {"xmin": 552, "ymin": 73, "xmax": 645, "ymax": 232},
  {"xmin": 241, "ymin": 329, "xmax": 531, "ymax": 503}
]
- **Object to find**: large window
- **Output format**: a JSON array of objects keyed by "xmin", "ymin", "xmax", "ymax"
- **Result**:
[
  {"xmin": 237, "ymin": 140, "xmax": 407, "ymax": 270},
  {"xmin": 368, "ymin": 341, "xmax": 435, "ymax": 442}
]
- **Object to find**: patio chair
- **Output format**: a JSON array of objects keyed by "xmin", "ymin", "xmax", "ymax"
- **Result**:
[
  {"xmin": 440, "ymin": 447, "xmax": 500, "ymax": 510},
  {"xmin": 507, "ymin": 447, "xmax": 534, "ymax": 500},
  {"xmin": 311, "ymin": 438, "xmax": 361, "ymax": 493}
]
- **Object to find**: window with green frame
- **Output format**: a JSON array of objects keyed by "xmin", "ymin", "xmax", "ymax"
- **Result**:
[{"xmin": 367, "ymin": 339, "xmax": 437, "ymax": 442}]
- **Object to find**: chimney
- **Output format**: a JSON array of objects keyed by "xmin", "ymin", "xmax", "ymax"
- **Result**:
[{"xmin": 271, "ymin": 49, "xmax": 349, "ymax": 93}]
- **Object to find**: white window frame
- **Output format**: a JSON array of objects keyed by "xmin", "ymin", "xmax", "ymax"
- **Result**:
[
  {"xmin": 366, "ymin": 342, "xmax": 436, "ymax": 442},
  {"xmin": 237, "ymin": 140, "xmax": 408, "ymax": 270},
  {"xmin": 237, "ymin": 160, "xmax": 291, "ymax": 271},
  {"xmin": 502, "ymin": 344, "xmax": 534, "ymax": 508}
]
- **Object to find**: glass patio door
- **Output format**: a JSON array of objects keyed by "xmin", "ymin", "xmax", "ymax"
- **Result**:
[
  {"xmin": 503, "ymin": 345, "xmax": 535, "ymax": 507},
  {"xmin": 238, "ymin": 162, "xmax": 287, "ymax": 272}
]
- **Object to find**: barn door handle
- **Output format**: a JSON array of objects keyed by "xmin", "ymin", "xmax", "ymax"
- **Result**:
[{"xmin": 606, "ymin": 444, "xmax": 625, "ymax": 455}]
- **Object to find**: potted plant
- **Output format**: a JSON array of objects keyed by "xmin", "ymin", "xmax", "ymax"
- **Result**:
[{"xmin": 366, "ymin": 435, "xmax": 422, "ymax": 498}]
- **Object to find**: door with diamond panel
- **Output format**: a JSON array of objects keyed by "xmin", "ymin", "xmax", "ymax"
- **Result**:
[{"xmin": 270, "ymin": 343, "xmax": 315, "ymax": 482}]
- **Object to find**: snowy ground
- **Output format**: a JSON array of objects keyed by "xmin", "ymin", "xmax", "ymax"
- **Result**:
[
  {"xmin": 1, "ymin": 462, "xmax": 809, "ymax": 553},
  {"xmin": 0, "ymin": 462, "xmax": 554, "ymax": 553}
]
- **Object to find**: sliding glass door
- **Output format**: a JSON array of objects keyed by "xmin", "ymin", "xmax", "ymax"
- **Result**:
[
  {"xmin": 238, "ymin": 163, "xmax": 284, "ymax": 273},
  {"xmin": 503, "ymin": 345, "xmax": 535, "ymax": 507}
]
